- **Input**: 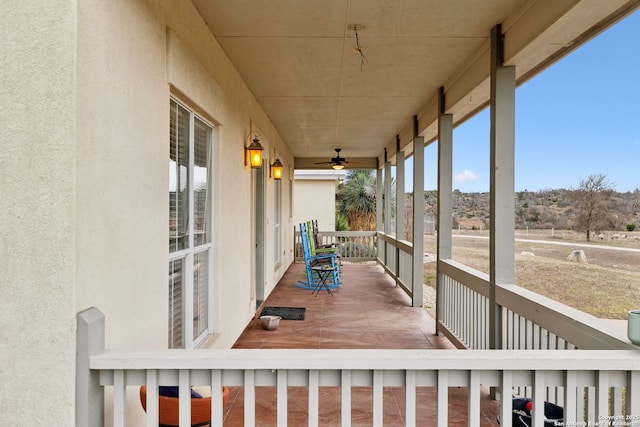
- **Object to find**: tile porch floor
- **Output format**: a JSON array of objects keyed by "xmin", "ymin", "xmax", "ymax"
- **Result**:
[{"xmin": 223, "ymin": 262, "xmax": 500, "ymax": 426}]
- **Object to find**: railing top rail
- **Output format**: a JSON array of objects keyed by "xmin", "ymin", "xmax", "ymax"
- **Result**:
[
  {"xmin": 91, "ymin": 348, "xmax": 640, "ymax": 371},
  {"xmin": 317, "ymin": 231, "xmax": 377, "ymax": 236},
  {"xmin": 439, "ymin": 258, "xmax": 489, "ymax": 294},
  {"xmin": 376, "ymin": 232, "xmax": 413, "ymax": 254},
  {"xmin": 498, "ymin": 283, "xmax": 636, "ymax": 349},
  {"xmin": 293, "ymin": 230, "xmax": 376, "ymax": 236}
]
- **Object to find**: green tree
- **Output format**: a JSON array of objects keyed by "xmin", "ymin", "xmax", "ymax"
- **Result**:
[
  {"xmin": 570, "ymin": 174, "xmax": 615, "ymax": 241},
  {"xmin": 337, "ymin": 170, "xmax": 377, "ymax": 231},
  {"xmin": 335, "ymin": 211, "xmax": 350, "ymax": 231}
]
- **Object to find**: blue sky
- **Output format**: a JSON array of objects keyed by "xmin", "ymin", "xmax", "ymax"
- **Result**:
[{"xmin": 407, "ymin": 9, "xmax": 640, "ymax": 193}]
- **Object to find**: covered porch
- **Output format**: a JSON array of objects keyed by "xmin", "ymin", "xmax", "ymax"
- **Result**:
[
  {"xmin": 73, "ymin": 1, "xmax": 640, "ymax": 426},
  {"xmin": 8, "ymin": 0, "xmax": 640, "ymax": 425}
]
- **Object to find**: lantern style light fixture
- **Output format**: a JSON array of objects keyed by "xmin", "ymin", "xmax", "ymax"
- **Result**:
[
  {"xmin": 271, "ymin": 158, "xmax": 283, "ymax": 180},
  {"xmin": 245, "ymin": 134, "xmax": 263, "ymax": 169}
]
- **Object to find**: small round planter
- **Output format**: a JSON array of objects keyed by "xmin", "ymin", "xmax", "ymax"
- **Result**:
[{"xmin": 628, "ymin": 310, "xmax": 640, "ymax": 346}]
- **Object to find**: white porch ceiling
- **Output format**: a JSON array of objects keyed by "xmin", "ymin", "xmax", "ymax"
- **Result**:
[{"xmin": 191, "ymin": 0, "xmax": 639, "ymax": 168}]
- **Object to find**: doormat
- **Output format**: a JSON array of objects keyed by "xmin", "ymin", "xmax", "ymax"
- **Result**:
[{"xmin": 260, "ymin": 306, "xmax": 306, "ymax": 321}]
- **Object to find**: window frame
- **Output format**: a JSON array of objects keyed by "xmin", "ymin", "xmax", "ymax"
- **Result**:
[{"xmin": 168, "ymin": 97, "xmax": 215, "ymax": 349}]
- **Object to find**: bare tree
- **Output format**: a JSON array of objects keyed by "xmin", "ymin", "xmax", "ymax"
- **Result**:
[{"xmin": 570, "ymin": 174, "xmax": 615, "ymax": 241}]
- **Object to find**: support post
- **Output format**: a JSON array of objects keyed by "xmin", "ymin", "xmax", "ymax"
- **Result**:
[
  {"xmin": 376, "ymin": 167, "xmax": 383, "ymax": 261},
  {"xmin": 384, "ymin": 153, "xmax": 392, "ymax": 268},
  {"xmin": 76, "ymin": 307, "xmax": 105, "ymax": 427},
  {"xmin": 489, "ymin": 24, "xmax": 515, "ymax": 351},
  {"xmin": 436, "ymin": 87, "xmax": 453, "ymax": 328},
  {"xmin": 412, "ymin": 118, "xmax": 424, "ymax": 307},
  {"xmin": 396, "ymin": 136, "xmax": 406, "ymax": 242},
  {"xmin": 384, "ymin": 156, "xmax": 392, "ymax": 236}
]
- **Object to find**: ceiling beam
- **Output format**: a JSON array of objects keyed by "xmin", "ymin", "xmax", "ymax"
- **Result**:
[{"xmin": 294, "ymin": 157, "xmax": 378, "ymax": 170}]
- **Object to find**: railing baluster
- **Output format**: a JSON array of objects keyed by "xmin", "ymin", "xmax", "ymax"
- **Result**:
[
  {"xmin": 211, "ymin": 369, "xmax": 223, "ymax": 427},
  {"xmin": 309, "ymin": 369, "xmax": 319, "ymax": 427},
  {"xmin": 341, "ymin": 370, "xmax": 352, "ymax": 427},
  {"xmin": 532, "ymin": 370, "xmax": 545, "ymax": 427},
  {"xmin": 245, "ymin": 369, "xmax": 256, "ymax": 427},
  {"xmin": 576, "ymin": 386, "xmax": 586, "ymax": 423},
  {"xmin": 468, "ymin": 370, "xmax": 481, "ymax": 426},
  {"xmin": 373, "ymin": 370, "xmax": 383, "ymax": 427},
  {"xmin": 179, "ymin": 369, "xmax": 190, "ymax": 427},
  {"xmin": 436, "ymin": 370, "xmax": 448, "ymax": 427},
  {"xmin": 113, "ymin": 369, "xmax": 126, "ymax": 427},
  {"xmin": 506, "ymin": 310, "xmax": 513, "ymax": 349},
  {"xmin": 587, "ymin": 386, "xmax": 596, "ymax": 422},
  {"xmin": 596, "ymin": 371, "xmax": 609, "ymax": 419},
  {"xmin": 462, "ymin": 285, "xmax": 468, "ymax": 345},
  {"xmin": 405, "ymin": 370, "xmax": 416, "ymax": 427},
  {"xmin": 146, "ymin": 369, "xmax": 158, "ymax": 427},
  {"xmin": 628, "ymin": 371, "xmax": 640, "ymax": 420},
  {"xmin": 501, "ymin": 371, "xmax": 513, "ymax": 427},
  {"xmin": 277, "ymin": 369, "xmax": 287, "ymax": 427}
]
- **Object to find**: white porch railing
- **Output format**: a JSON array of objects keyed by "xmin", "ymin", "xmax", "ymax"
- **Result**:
[
  {"xmin": 436, "ymin": 259, "xmax": 640, "ymax": 420},
  {"xmin": 376, "ymin": 232, "xmax": 414, "ymax": 297},
  {"xmin": 294, "ymin": 230, "xmax": 416, "ymax": 300},
  {"xmin": 293, "ymin": 230, "xmax": 377, "ymax": 262},
  {"xmin": 436, "ymin": 258, "xmax": 636, "ymax": 352},
  {"xmin": 78, "ymin": 308, "xmax": 640, "ymax": 427}
]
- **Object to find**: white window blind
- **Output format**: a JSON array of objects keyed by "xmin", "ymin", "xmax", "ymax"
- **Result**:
[{"xmin": 168, "ymin": 99, "xmax": 214, "ymax": 349}]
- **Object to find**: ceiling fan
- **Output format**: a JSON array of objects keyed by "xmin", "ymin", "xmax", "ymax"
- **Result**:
[{"xmin": 314, "ymin": 148, "xmax": 348, "ymax": 170}]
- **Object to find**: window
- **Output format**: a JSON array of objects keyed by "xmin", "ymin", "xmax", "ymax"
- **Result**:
[
  {"xmin": 274, "ymin": 179, "xmax": 281, "ymax": 267},
  {"xmin": 168, "ymin": 98, "xmax": 213, "ymax": 349}
]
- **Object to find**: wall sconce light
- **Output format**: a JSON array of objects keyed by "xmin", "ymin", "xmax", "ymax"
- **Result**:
[
  {"xmin": 245, "ymin": 134, "xmax": 263, "ymax": 169},
  {"xmin": 270, "ymin": 158, "xmax": 283, "ymax": 180}
]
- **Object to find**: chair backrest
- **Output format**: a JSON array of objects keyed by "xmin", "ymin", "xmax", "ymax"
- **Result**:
[
  {"xmin": 306, "ymin": 220, "xmax": 318, "ymax": 256},
  {"xmin": 299, "ymin": 222, "xmax": 317, "ymax": 267},
  {"xmin": 312, "ymin": 219, "xmax": 322, "ymax": 248},
  {"xmin": 309, "ymin": 219, "xmax": 338, "ymax": 256}
]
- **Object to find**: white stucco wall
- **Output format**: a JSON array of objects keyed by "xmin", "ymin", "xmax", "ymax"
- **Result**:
[
  {"xmin": 2, "ymin": 0, "xmax": 294, "ymax": 424},
  {"xmin": 293, "ymin": 179, "xmax": 338, "ymax": 232},
  {"xmin": 0, "ymin": 1, "xmax": 78, "ymax": 425},
  {"xmin": 75, "ymin": 0, "xmax": 169, "ymax": 351},
  {"xmin": 74, "ymin": 0, "xmax": 294, "ymax": 350}
]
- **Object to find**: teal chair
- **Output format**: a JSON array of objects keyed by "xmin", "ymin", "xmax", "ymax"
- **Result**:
[{"xmin": 295, "ymin": 222, "xmax": 341, "ymax": 290}]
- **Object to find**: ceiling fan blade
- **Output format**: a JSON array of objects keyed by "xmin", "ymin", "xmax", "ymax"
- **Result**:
[{"xmin": 312, "ymin": 149, "xmax": 350, "ymax": 166}]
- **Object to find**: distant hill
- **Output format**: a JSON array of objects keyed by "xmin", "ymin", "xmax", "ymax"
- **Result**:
[{"xmin": 420, "ymin": 189, "xmax": 640, "ymax": 231}]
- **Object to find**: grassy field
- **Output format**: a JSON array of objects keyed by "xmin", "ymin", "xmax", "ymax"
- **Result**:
[{"xmin": 423, "ymin": 230, "xmax": 640, "ymax": 319}]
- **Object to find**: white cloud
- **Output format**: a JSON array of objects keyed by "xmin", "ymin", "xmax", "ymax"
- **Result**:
[{"xmin": 454, "ymin": 169, "xmax": 479, "ymax": 183}]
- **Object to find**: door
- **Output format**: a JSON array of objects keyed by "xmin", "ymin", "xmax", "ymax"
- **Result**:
[{"xmin": 254, "ymin": 160, "xmax": 266, "ymax": 309}]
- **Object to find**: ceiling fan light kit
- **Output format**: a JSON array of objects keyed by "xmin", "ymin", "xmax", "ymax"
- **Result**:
[{"xmin": 315, "ymin": 148, "xmax": 349, "ymax": 169}]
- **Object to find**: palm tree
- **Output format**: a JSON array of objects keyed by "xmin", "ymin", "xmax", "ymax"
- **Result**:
[{"xmin": 337, "ymin": 170, "xmax": 377, "ymax": 231}]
